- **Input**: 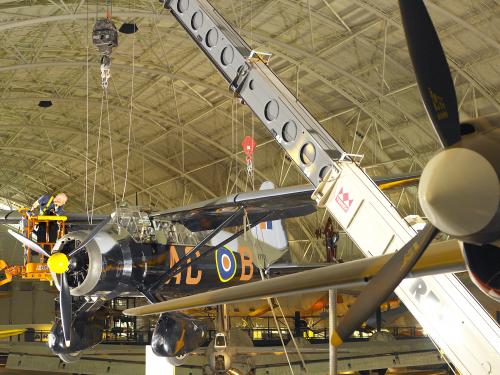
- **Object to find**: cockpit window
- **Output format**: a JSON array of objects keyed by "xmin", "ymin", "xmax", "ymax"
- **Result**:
[
  {"xmin": 215, "ymin": 334, "xmax": 227, "ymax": 348},
  {"xmin": 160, "ymin": 222, "xmax": 210, "ymax": 246}
]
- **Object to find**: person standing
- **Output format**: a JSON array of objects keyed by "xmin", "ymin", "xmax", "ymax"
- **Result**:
[{"xmin": 30, "ymin": 193, "xmax": 68, "ymax": 246}]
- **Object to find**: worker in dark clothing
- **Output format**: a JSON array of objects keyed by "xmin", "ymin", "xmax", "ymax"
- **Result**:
[
  {"xmin": 31, "ymin": 193, "xmax": 67, "ymax": 216},
  {"xmin": 30, "ymin": 193, "xmax": 68, "ymax": 246}
]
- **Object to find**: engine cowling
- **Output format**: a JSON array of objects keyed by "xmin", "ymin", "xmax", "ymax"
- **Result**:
[
  {"xmin": 151, "ymin": 312, "xmax": 207, "ymax": 358},
  {"xmin": 54, "ymin": 229, "xmax": 169, "ymax": 299},
  {"xmin": 461, "ymin": 242, "xmax": 500, "ymax": 301},
  {"xmin": 48, "ymin": 311, "xmax": 105, "ymax": 356}
]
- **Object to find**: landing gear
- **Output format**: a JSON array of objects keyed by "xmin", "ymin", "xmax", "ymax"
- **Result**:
[
  {"xmin": 165, "ymin": 353, "xmax": 188, "ymax": 366},
  {"xmin": 57, "ymin": 351, "xmax": 81, "ymax": 363}
]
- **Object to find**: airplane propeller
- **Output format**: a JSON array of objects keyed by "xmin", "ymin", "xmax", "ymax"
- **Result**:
[
  {"xmin": 7, "ymin": 216, "xmax": 111, "ymax": 346},
  {"xmin": 7, "ymin": 229, "xmax": 50, "ymax": 258},
  {"xmin": 331, "ymin": 0, "xmax": 464, "ymax": 346},
  {"xmin": 331, "ymin": 224, "xmax": 439, "ymax": 345},
  {"xmin": 68, "ymin": 216, "xmax": 111, "ymax": 257},
  {"xmin": 400, "ymin": 1, "xmax": 460, "ymax": 147}
]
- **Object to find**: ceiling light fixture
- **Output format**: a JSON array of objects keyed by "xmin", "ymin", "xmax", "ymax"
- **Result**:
[
  {"xmin": 119, "ymin": 23, "xmax": 138, "ymax": 34},
  {"xmin": 38, "ymin": 100, "xmax": 52, "ymax": 108}
]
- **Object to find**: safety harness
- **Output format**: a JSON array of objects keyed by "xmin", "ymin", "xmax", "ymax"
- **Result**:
[{"xmin": 41, "ymin": 196, "xmax": 54, "ymax": 215}]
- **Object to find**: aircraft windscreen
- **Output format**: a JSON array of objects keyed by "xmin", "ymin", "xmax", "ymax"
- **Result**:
[
  {"xmin": 161, "ymin": 222, "xmax": 210, "ymax": 246},
  {"xmin": 215, "ymin": 334, "xmax": 227, "ymax": 348}
]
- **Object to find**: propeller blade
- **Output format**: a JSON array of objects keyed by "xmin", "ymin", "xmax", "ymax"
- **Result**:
[
  {"xmin": 399, "ymin": 0, "xmax": 460, "ymax": 147},
  {"xmin": 331, "ymin": 223, "xmax": 439, "ymax": 346},
  {"xmin": 7, "ymin": 229, "xmax": 50, "ymax": 258},
  {"xmin": 60, "ymin": 273, "xmax": 72, "ymax": 346},
  {"xmin": 68, "ymin": 216, "xmax": 111, "ymax": 257}
]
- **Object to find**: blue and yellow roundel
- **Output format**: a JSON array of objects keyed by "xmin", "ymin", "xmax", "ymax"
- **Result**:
[{"xmin": 216, "ymin": 247, "xmax": 237, "ymax": 282}]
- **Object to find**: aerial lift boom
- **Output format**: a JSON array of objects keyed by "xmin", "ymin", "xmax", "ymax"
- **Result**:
[
  {"xmin": 161, "ymin": 1, "xmax": 499, "ymax": 373},
  {"xmin": 0, "ymin": 211, "xmax": 67, "ymax": 286}
]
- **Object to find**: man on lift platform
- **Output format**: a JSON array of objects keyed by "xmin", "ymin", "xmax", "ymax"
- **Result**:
[{"xmin": 30, "ymin": 193, "xmax": 68, "ymax": 247}]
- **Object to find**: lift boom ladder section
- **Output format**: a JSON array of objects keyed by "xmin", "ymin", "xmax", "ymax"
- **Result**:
[{"xmin": 163, "ymin": 1, "xmax": 500, "ymax": 374}]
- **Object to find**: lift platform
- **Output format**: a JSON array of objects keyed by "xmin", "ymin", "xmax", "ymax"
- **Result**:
[
  {"xmin": 0, "ymin": 210, "xmax": 67, "ymax": 286},
  {"xmin": 160, "ymin": 1, "xmax": 499, "ymax": 373}
]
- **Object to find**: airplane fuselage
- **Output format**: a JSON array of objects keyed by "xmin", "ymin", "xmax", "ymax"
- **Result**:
[{"xmin": 56, "ymin": 228, "xmax": 272, "ymax": 301}]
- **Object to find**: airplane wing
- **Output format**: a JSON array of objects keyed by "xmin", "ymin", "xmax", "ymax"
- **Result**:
[
  {"xmin": 0, "ymin": 210, "xmax": 109, "ymax": 225},
  {"xmin": 372, "ymin": 172, "xmax": 420, "ymax": 190},
  {"xmin": 124, "ymin": 240, "xmax": 464, "ymax": 316},
  {"xmin": 149, "ymin": 184, "xmax": 316, "ymax": 231},
  {"xmin": 149, "ymin": 172, "xmax": 420, "ymax": 232}
]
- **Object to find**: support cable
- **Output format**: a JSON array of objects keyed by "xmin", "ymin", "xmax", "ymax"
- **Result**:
[
  {"xmin": 252, "ymin": 229, "xmax": 308, "ymax": 371},
  {"xmin": 121, "ymin": 9, "xmax": 135, "ymax": 201},
  {"xmin": 121, "ymin": 23, "xmax": 135, "ymax": 202},
  {"xmin": 105, "ymin": 90, "xmax": 118, "ymax": 213},
  {"xmin": 90, "ymin": 91, "xmax": 105, "ymax": 223},
  {"xmin": 274, "ymin": 298, "xmax": 308, "ymax": 371},
  {"xmin": 258, "ymin": 268, "xmax": 295, "ymax": 375},
  {"xmin": 149, "ymin": 0, "xmax": 185, "ymax": 195},
  {"xmin": 85, "ymin": 0, "xmax": 90, "ymax": 222}
]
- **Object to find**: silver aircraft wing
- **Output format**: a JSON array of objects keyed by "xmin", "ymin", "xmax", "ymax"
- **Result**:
[
  {"xmin": 123, "ymin": 240, "xmax": 464, "ymax": 316},
  {"xmin": 148, "ymin": 171, "xmax": 421, "ymax": 232},
  {"xmin": 0, "ymin": 210, "xmax": 109, "ymax": 225},
  {"xmin": 149, "ymin": 184, "xmax": 317, "ymax": 231},
  {"xmin": 0, "ymin": 210, "xmax": 24, "ymax": 224}
]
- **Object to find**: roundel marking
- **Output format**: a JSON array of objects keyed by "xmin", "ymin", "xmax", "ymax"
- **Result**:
[{"xmin": 216, "ymin": 247, "xmax": 237, "ymax": 282}]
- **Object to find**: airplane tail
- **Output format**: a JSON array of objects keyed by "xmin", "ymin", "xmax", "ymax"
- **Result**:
[
  {"xmin": 210, "ymin": 181, "xmax": 290, "ymax": 268},
  {"xmin": 247, "ymin": 181, "xmax": 289, "ymax": 267}
]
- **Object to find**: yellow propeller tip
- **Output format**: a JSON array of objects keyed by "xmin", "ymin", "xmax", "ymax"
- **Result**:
[
  {"xmin": 47, "ymin": 252, "xmax": 69, "ymax": 274},
  {"xmin": 331, "ymin": 330, "xmax": 343, "ymax": 347}
]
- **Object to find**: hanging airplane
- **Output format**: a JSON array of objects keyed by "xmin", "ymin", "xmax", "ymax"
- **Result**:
[
  {"xmin": 2, "ymin": 182, "xmax": 320, "ymax": 364},
  {"xmin": 122, "ymin": 0, "xmax": 499, "ymax": 355},
  {"xmin": 0, "ymin": 173, "xmax": 442, "ymax": 366}
]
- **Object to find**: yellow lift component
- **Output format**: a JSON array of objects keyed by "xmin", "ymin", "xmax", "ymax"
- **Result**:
[
  {"xmin": 0, "ymin": 329, "xmax": 26, "ymax": 339},
  {"xmin": 0, "ymin": 260, "xmax": 52, "ymax": 286},
  {"xmin": 0, "ymin": 210, "xmax": 67, "ymax": 286}
]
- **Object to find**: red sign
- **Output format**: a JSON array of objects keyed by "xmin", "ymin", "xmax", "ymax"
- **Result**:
[{"xmin": 335, "ymin": 187, "xmax": 353, "ymax": 213}]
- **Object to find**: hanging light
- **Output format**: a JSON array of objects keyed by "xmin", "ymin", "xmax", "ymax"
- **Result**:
[
  {"xmin": 119, "ymin": 22, "xmax": 138, "ymax": 34},
  {"xmin": 38, "ymin": 100, "xmax": 52, "ymax": 108}
]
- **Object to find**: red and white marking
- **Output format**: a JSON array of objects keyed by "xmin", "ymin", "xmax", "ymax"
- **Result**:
[{"xmin": 335, "ymin": 187, "xmax": 354, "ymax": 213}]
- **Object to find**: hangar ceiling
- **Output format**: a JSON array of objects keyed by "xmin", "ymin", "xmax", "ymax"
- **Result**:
[{"xmin": 0, "ymin": 0, "xmax": 499, "ymax": 260}]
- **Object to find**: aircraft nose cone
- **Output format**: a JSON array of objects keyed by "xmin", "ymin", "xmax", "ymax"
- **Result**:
[
  {"xmin": 418, "ymin": 148, "xmax": 499, "ymax": 238},
  {"xmin": 47, "ymin": 252, "xmax": 70, "ymax": 274}
]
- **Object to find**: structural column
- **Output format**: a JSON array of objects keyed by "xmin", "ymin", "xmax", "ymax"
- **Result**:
[{"xmin": 329, "ymin": 289, "xmax": 337, "ymax": 375}]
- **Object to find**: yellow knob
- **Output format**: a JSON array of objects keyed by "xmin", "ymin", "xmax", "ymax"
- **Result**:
[{"xmin": 47, "ymin": 252, "xmax": 69, "ymax": 274}]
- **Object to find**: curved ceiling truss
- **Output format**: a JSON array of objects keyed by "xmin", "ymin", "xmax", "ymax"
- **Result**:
[{"xmin": 0, "ymin": 0, "xmax": 498, "ymax": 261}]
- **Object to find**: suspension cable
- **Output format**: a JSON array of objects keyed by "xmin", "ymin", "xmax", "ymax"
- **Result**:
[
  {"xmin": 90, "ymin": 91, "xmax": 105, "ymax": 224},
  {"xmin": 258, "ymin": 268, "xmax": 295, "ymax": 375},
  {"xmin": 85, "ymin": 0, "xmax": 90, "ymax": 222},
  {"xmin": 252, "ymin": 225, "xmax": 308, "ymax": 371},
  {"xmin": 149, "ymin": 0, "xmax": 185, "ymax": 198},
  {"xmin": 274, "ymin": 297, "xmax": 308, "ymax": 371},
  {"xmin": 250, "ymin": 228, "xmax": 300, "ymax": 374},
  {"xmin": 105, "ymin": 90, "xmax": 118, "ymax": 212},
  {"xmin": 121, "ymin": 11, "xmax": 135, "ymax": 201}
]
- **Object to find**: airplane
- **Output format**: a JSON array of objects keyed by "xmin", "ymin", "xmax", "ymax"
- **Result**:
[
  {"xmin": 2, "ymin": 181, "xmax": 326, "ymax": 364},
  {"xmin": 122, "ymin": 0, "xmax": 499, "ymax": 354},
  {"xmin": 0, "ymin": 164, "xmax": 422, "ymax": 365}
]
